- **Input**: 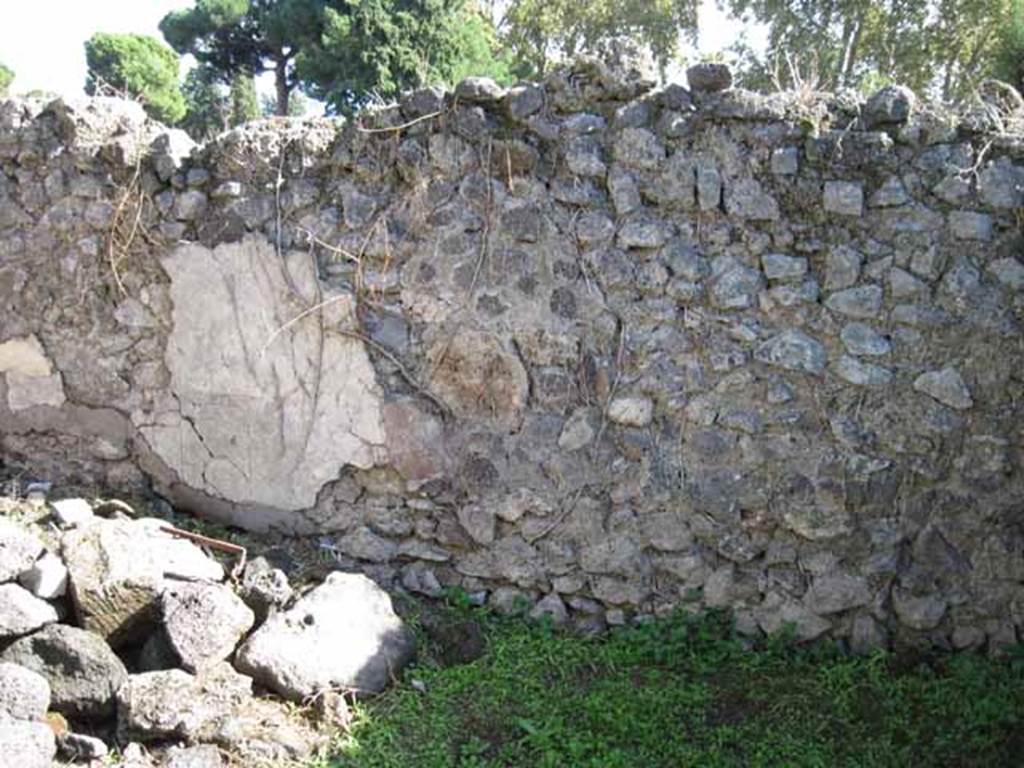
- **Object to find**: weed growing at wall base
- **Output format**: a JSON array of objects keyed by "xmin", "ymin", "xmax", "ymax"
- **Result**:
[{"xmin": 325, "ymin": 605, "xmax": 1024, "ymax": 768}]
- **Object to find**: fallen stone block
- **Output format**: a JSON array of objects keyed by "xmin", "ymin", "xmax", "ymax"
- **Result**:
[
  {"xmin": 0, "ymin": 661, "xmax": 50, "ymax": 720},
  {"xmin": 161, "ymin": 581, "xmax": 254, "ymax": 673},
  {"xmin": 62, "ymin": 517, "xmax": 223, "ymax": 646},
  {"xmin": 235, "ymin": 572, "xmax": 415, "ymax": 700},
  {"xmin": 1, "ymin": 624, "xmax": 128, "ymax": 719}
]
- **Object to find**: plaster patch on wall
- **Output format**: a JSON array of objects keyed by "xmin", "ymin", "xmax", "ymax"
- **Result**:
[
  {"xmin": 0, "ymin": 335, "xmax": 66, "ymax": 411},
  {"xmin": 132, "ymin": 237, "xmax": 386, "ymax": 512}
]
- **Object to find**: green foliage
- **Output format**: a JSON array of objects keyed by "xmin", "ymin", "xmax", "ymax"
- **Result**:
[
  {"xmin": 297, "ymin": 0, "xmax": 512, "ymax": 114},
  {"xmin": 84, "ymin": 33, "xmax": 186, "ymax": 123},
  {"xmin": 229, "ymin": 73, "xmax": 261, "ymax": 124},
  {"xmin": 994, "ymin": 0, "xmax": 1024, "ymax": 90},
  {"xmin": 0, "ymin": 62, "xmax": 13, "ymax": 97},
  {"xmin": 259, "ymin": 90, "xmax": 310, "ymax": 116},
  {"xmin": 329, "ymin": 607, "xmax": 1024, "ymax": 767},
  {"xmin": 498, "ymin": 0, "xmax": 698, "ymax": 78},
  {"xmin": 180, "ymin": 65, "xmax": 230, "ymax": 140},
  {"xmin": 163, "ymin": 0, "xmax": 510, "ymax": 116},
  {"xmin": 180, "ymin": 65, "xmax": 262, "ymax": 140},
  {"xmin": 161, "ymin": 0, "xmax": 324, "ymax": 116},
  {"xmin": 722, "ymin": 0, "xmax": 1014, "ymax": 101}
]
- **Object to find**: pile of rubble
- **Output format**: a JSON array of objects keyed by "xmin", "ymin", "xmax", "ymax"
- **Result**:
[{"xmin": 0, "ymin": 490, "xmax": 416, "ymax": 767}]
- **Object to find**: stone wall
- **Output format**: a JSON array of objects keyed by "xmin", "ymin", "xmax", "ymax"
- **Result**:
[{"xmin": 2, "ymin": 61, "xmax": 1023, "ymax": 651}]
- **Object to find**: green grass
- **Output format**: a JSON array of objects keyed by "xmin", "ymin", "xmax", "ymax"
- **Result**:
[{"xmin": 326, "ymin": 603, "xmax": 1024, "ymax": 768}]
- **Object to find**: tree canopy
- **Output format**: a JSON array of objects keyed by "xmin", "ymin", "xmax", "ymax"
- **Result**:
[
  {"xmin": 160, "ymin": 0, "xmax": 324, "ymax": 116},
  {"xmin": 84, "ymin": 33, "xmax": 187, "ymax": 123},
  {"xmin": 180, "ymin": 65, "xmax": 262, "ymax": 140},
  {"xmin": 0, "ymin": 63, "xmax": 13, "ymax": 97},
  {"xmin": 721, "ymin": 0, "xmax": 1014, "ymax": 101},
  {"xmin": 297, "ymin": 0, "xmax": 513, "ymax": 112},
  {"xmin": 994, "ymin": 0, "xmax": 1024, "ymax": 90},
  {"xmin": 161, "ymin": 0, "xmax": 511, "ymax": 115},
  {"xmin": 496, "ymin": 0, "xmax": 699, "ymax": 78}
]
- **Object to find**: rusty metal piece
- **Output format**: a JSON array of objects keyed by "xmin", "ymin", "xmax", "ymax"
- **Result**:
[{"xmin": 159, "ymin": 525, "xmax": 248, "ymax": 579}]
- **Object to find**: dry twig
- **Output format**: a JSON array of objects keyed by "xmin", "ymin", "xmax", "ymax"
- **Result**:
[{"xmin": 356, "ymin": 110, "xmax": 443, "ymax": 134}]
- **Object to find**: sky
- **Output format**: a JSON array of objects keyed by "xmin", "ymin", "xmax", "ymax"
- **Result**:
[
  {"xmin": 0, "ymin": 1, "xmax": 193, "ymax": 97},
  {"xmin": 0, "ymin": 1, "xmax": 762, "ymax": 103}
]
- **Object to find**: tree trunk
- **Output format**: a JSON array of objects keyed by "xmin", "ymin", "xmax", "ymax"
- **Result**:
[
  {"xmin": 838, "ymin": 12, "xmax": 864, "ymax": 88},
  {"xmin": 275, "ymin": 58, "xmax": 290, "ymax": 117}
]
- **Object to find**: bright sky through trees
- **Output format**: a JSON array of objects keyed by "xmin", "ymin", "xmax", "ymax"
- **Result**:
[{"xmin": 0, "ymin": 0, "xmax": 762, "ymax": 100}]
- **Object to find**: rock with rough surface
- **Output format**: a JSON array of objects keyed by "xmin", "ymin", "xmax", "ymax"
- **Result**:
[
  {"xmin": 0, "ymin": 624, "xmax": 128, "ymax": 719},
  {"xmin": 823, "ymin": 181, "xmax": 864, "ymax": 216},
  {"xmin": 201, "ymin": 695, "xmax": 324, "ymax": 763},
  {"xmin": 607, "ymin": 396, "xmax": 654, "ymax": 427},
  {"xmin": 724, "ymin": 178, "xmax": 779, "ymax": 220},
  {"xmin": 686, "ymin": 63, "xmax": 733, "ymax": 93},
  {"xmin": 235, "ymin": 572, "xmax": 415, "ymax": 699},
  {"xmin": 0, "ymin": 662, "xmax": 50, "ymax": 720},
  {"xmin": 804, "ymin": 574, "xmax": 872, "ymax": 614},
  {"xmin": 850, "ymin": 615, "xmax": 888, "ymax": 654},
  {"xmin": 949, "ymin": 210, "xmax": 992, "ymax": 240},
  {"xmin": 863, "ymin": 85, "xmax": 915, "ymax": 127},
  {"xmin": 913, "ymin": 368, "xmax": 973, "ymax": 410},
  {"xmin": 892, "ymin": 588, "xmax": 947, "ymax": 630},
  {"xmin": 150, "ymin": 129, "xmax": 195, "ymax": 181},
  {"xmin": 504, "ymin": 84, "xmax": 545, "ymax": 121},
  {"xmin": 755, "ymin": 330, "xmax": 827, "ymax": 375},
  {"xmin": 457, "ymin": 504, "xmax": 496, "ymax": 546},
  {"xmin": 51, "ymin": 498, "xmax": 94, "ymax": 527},
  {"xmin": 756, "ymin": 593, "xmax": 832, "ymax": 641},
  {"xmin": 163, "ymin": 745, "xmax": 224, "ymax": 768},
  {"xmin": 18, "ymin": 553, "xmax": 68, "ymax": 599},
  {"xmin": 711, "ymin": 265, "xmax": 764, "ymax": 309},
  {"xmin": 117, "ymin": 663, "xmax": 251, "ymax": 742},
  {"xmin": 61, "ymin": 517, "xmax": 223, "ymax": 646},
  {"xmin": 529, "ymin": 593, "xmax": 569, "ymax": 626},
  {"xmin": 558, "ymin": 408, "xmax": 596, "ymax": 451},
  {"xmin": 825, "ymin": 285, "xmax": 883, "ymax": 319},
  {"xmin": 57, "ymin": 732, "xmax": 109, "ymax": 762},
  {"xmin": 0, "ymin": 518, "xmax": 44, "ymax": 583},
  {"xmin": 761, "ymin": 253, "xmax": 807, "ymax": 281},
  {"xmin": 988, "ymin": 258, "xmax": 1024, "ymax": 290},
  {"xmin": 161, "ymin": 582, "xmax": 255, "ymax": 673},
  {"xmin": 455, "ymin": 77, "xmax": 505, "ymax": 103},
  {"xmin": 840, "ymin": 323, "xmax": 890, "ymax": 357},
  {"xmin": 427, "ymin": 330, "xmax": 529, "ymax": 430},
  {"xmin": 833, "ymin": 356, "xmax": 893, "ymax": 387},
  {"xmin": 0, "ymin": 716, "xmax": 57, "ymax": 768},
  {"xmin": 0, "ymin": 584, "xmax": 58, "ymax": 638},
  {"xmin": 238, "ymin": 558, "xmax": 292, "ymax": 624}
]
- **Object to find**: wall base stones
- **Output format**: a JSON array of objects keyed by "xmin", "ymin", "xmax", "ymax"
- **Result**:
[{"xmin": 2, "ymin": 64, "xmax": 1024, "ymax": 651}]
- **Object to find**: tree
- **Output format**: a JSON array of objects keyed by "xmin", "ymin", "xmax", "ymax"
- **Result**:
[
  {"xmin": 261, "ymin": 88, "xmax": 309, "ymax": 116},
  {"xmin": 163, "ymin": 0, "xmax": 513, "ymax": 117},
  {"xmin": 84, "ymin": 33, "xmax": 187, "ymax": 123},
  {"xmin": 994, "ymin": 0, "xmax": 1024, "ymax": 90},
  {"xmin": 180, "ymin": 65, "xmax": 264, "ymax": 141},
  {"xmin": 495, "ymin": 0, "xmax": 699, "ymax": 78},
  {"xmin": 297, "ymin": 0, "xmax": 513, "ymax": 113},
  {"xmin": 0, "ymin": 63, "xmax": 13, "ymax": 97},
  {"xmin": 180, "ymin": 65, "xmax": 229, "ymax": 140},
  {"xmin": 720, "ymin": 0, "xmax": 1013, "ymax": 101},
  {"xmin": 229, "ymin": 73, "xmax": 261, "ymax": 124},
  {"xmin": 160, "ymin": 0, "xmax": 324, "ymax": 117}
]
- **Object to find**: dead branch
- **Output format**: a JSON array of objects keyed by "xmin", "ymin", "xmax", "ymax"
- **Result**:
[
  {"xmin": 334, "ymin": 328, "xmax": 451, "ymax": 417},
  {"xmin": 356, "ymin": 110, "xmax": 443, "ymax": 134}
]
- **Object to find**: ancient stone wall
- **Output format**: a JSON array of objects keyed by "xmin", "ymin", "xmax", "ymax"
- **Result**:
[{"xmin": 2, "ymin": 62, "xmax": 1023, "ymax": 650}]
